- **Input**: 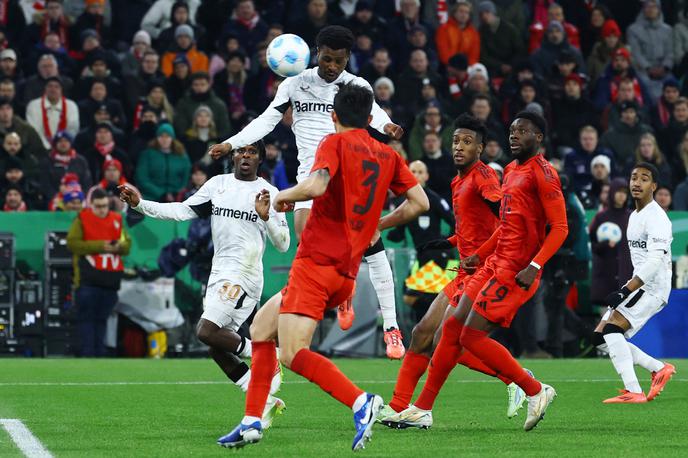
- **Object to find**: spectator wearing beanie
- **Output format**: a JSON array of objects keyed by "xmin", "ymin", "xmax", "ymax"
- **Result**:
[
  {"xmin": 528, "ymin": 2, "xmax": 580, "ymax": 54},
  {"xmin": 587, "ymin": 19, "xmax": 623, "ymax": 85},
  {"xmin": 157, "ymin": 2, "xmax": 207, "ymax": 53},
  {"xmin": 651, "ymin": 78, "xmax": 680, "ymax": 131},
  {"xmin": 531, "ymin": 20, "xmax": 585, "ymax": 80},
  {"xmin": 579, "ymin": 5, "xmax": 612, "ymax": 59},
  {"xmin": 221, "ymin": 0, "xmax": 268, "ymax": 58},
  {"xmin": 600, "ymin": 100, "xmax": 654, "ymax": 171},
  {"xmin": 0, "ymin": 156, "xmax": 44, "ymax": 209},
  {"xmin": 141, "ymin": 0, "xmax": 201, "ymax": 40},
  {"xmin": 83, "ymin": 122, "xmax": 132, "ymax": 182},
  {"xmin": 627, "ymin": 0, "xmax": 674, "ymax": 100},
  {"xmin": 135, "ymin": 123, "xmax": 191, "ymax": 202},
  {"xmin": 160, "ymin": 24, "xmax": 208, "ymax": 77},
  {"xmin": 181, "ymin": 105, "xmax": 221, "ymax": 164},
  {"xmin": 165, "ymin": 54, "xmax": 192, "ymax": 105},
  {"xmin": 477, "ymin": 1, "xmax": 524, "ymax": 78},
  {"xmin": 2, "ymin": 185, "xmax": 27, "ymax": 212},
  {"xmin": 61, "ymin": 189, "xmax": 85, "ymax": 212},
  {"xmin": 120, "ymin": 30, "xmax": 153, "ymax": 78},
  {"xmin": 86, "ymin": 158, "xmax": 139, "ymax": 212},
  {"xmin": 72, "ymin": 0, "xmax": 112, "ymax": 49},
  {"xmin": 26, "ymin": 77, "xmax": 80, "ymax": 149},
  {"xmin": 78, "ymin": 79, "xmax": 126, "ymax": 130},
  {"xmin": 47, "ymin": 173, "xmax": 82, "ymax": 211},
  {"xmin": 435, "ymin": 1, "xmax": 480, "ymax": 66},
  {"xmin": 40, "ymin": 131, "xmax": 93, "ymax": 200},
  {"xmin": 593, "ymin": 47, "xmax": 652, "ymax": 112},
  {"xmin": 551, "ymin": 73, "xmax": 599, "ymax": 152},
  {"xmin": 175, "ymin": 72, "xmax": 231, "ymax": 139}
]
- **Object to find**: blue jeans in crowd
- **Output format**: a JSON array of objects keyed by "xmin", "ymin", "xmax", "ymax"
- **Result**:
[{"xmin": 75, "ymin": 285, "xmax": 118, "ymax": 357}]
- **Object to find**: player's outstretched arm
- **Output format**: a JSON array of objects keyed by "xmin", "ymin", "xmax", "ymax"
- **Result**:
[
  {"xmin": 118, "ymin": 184, "xmax": 200, "ymax": 221},
  {"xmin": 378, "ymin": 184, "xmax": 430, "ymax": 231},
  {"xmin": 209, "ymin": 80, "xmax": 292, "ymax": 160},
  {"xmin": 273, "ymin": 169, "xmax": 331, "ymax": 211},
  {"xmin": 256, "ymin": 189, "xmax": 290, "ymax": 253}
]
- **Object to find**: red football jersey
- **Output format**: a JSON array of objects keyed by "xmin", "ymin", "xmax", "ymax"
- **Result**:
[
  {"xmin": 451, "ymin": 160, "xmax": 502, "ymax": 257},
  {"xmin": 492, "ymin": 154, "xmax": 568, "ymax": 271},
  {"xmin": 297, "ymin": 129, "xmax": 417, "ymax": 278}
]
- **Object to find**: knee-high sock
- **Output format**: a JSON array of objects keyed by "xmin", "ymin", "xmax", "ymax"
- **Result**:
[
  {"xmin": 627, "ymin": 342, "xmax": 664, "ymax": 373},
  {"xmin": 460, "ymin": 326, "xmax": 542, "ymax": 396},
  {"xmin": 365, "ymin": 250, "xmax": 398, "ymax": 330},
  {"xmin": 389, "ymin": 351, "xmax": 430, "ymax": 412},
  {"xmin": 414, "ymin": 316, "xmax": 463, "ymax": 410},
  {"xmin": 603, "ymin": 333, "xmax": 642, "ymax": 393},
  {"xmin": 456, "ymin": 351, "xmax": 513, "ymax": 385},
  {"xmin": 244, "ymin": 341, "xmax": 277, "ymax": 418},
  {"xmin": 290, "ymin": 348, "xmax": 364, "ymax": 408}
]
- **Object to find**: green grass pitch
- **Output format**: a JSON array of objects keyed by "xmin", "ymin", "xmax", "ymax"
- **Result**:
[{"xmin": 0, "ymin": 358, "xmax": 686, "ymax": 457}]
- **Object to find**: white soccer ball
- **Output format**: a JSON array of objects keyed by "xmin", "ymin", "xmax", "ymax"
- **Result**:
[
  {"xmin": 596, "ymin": 221, "xmax": 622, "ymax": 244},
  {"xmin": 266, "ymin": 34, "xmax": 310, "ymax": 78}
]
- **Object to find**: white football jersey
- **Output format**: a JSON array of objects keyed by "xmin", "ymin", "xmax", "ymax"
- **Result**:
[
  {"xmin": 626, "ymin": 200, "xmax": 673, "ymax": 302},
  {"xmin": 224, "ymin": 67, "xmax": 393, "ymax": 179},
  {"xmin": 135, "ymin": 174, "xmax": 290, "ymax": 300}
]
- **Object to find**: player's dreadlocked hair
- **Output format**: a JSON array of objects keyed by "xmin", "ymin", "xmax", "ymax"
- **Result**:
[
  {"xmin": 514, "ymin": 110, "xmax": 547, "ymax": 137},
  {"xmin": 251, "ymin": 139, "xmax": 266, "ymax": 161},
  {"xmin": 333, "ymin": 83, "xmax": 373, "ymax": 129},
  {"xmin": 316, "ymin": 25, "xmax": 355, "ymax": 52},
  {"xmin": 454, "ymin": 113, "xmax": 487, "ymax": 146},
  {"xmin": 633, "ymin": 162, "xmax": 659, "ymax": 183}
]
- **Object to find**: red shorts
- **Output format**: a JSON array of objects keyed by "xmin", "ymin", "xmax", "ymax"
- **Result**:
[
  {"xmin": 442, "ymin": 269, "xmax": 467, "ymax": 307},
  {"xmin": 470, "ymin": 266, "xmax": 541, "ymax": 327},
  {"xmin": 463, "ymin": 262, "xmax": 495, "ymax": 302},
  {"xmin": 280, "ymin": 257, "xmax": 355, "ymax": 321}
]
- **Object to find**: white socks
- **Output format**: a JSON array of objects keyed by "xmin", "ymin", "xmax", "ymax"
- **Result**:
[
  {"xmin": 352, "ymin": 392, "xmax": 368, "ymax": 412},
  {"xmin": 365, "ymin": 250, "xmax": 398, "ymax": 330},
  {"xmin": 627, "ymin": 342, "xmax": 664, "ymax": 373},
  {"xmin": 237, "ymin": 338, "xmax": 252, "ymax": 358},
  {"xmin": 603, "ymin": 333, "xmax": 642, "ymax": 393},
  {"xmin": 235, "ymin": 369, "xmax": 251, "ymax": 392}
]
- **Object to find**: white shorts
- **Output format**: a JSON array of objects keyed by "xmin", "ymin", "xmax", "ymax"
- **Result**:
[
  {"xmin": 602, "ymin": 289, "xmax": 666, "ymax": 338},
  {"xmin": 201, "ymin": 279, "xmax": 258, "ymax": 332},
  {"xmin": 294, "ymin": 172, "xmax": 313, "ymax": 211}
]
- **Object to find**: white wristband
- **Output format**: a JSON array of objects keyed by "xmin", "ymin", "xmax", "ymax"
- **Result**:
[{"xmin": 529, "ymin": 261, "xmax": 542, "ymax": 270}]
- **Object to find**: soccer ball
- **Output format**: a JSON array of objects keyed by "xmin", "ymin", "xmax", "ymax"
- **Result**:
[
  {"xmin": 596, "ymin": 221, "xmax": 622, "ymax": 244},
  {"xmin": 266, "ymin": 34, "xmax": 310, "ymax": 77}
]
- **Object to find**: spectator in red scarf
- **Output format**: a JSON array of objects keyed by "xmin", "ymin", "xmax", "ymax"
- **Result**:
[
  {"xmin": 27, "ymin": 0, "xmax": 72, "ymax": 51},
  {"xmin": 651, "ymin": 78, "xmax": 680, "ymax": 132},
  {"xmin": 83, "ymin": 122, "xmax": 131, "ymax": 182},
  {"xmin": 26, "ymin": 76, "xmax": 80, "ymax": 149},
  {"xmin": 587, "ymin": 19, "xmax": 623, "ymax": 85},
  {"xmin": 72, "ymin": 0, "xmax": 111, "ymax": 50},
  {"xmin": 86, "ymin": 158, "xmax": 138, "ymax": 212},
  {"xmin": 40, "ymin": 130, "xmax": 92, "ymax": 200},
  {"xmin": 2, "ymin": 184, "xmax": 27, "ymax": 211}
]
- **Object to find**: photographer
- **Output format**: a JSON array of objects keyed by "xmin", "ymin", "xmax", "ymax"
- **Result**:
[{"xmin": 67, "ymin": 188, "xmax": 132, "ymax": 357}]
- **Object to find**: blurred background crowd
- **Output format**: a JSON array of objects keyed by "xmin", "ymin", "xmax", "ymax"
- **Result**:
[{"xmin": 1, "ymin": 0, "xmax": 687, "ymax": 357}]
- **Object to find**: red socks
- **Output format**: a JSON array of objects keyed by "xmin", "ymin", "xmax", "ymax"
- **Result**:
[
  {"xmin": 456, "ymin": 351, "xmax": 513, "ymax": 385},
  {"xmin": 244, "ymin": 341, "xmax": 277, "ymax": 418},
  {"xmin": 290, "ymin": 348, "xmax": 364, "ymax": 408},
  {"xmin": 414, "ymin": 316, "xmax": 463, "ymax": 410},
  {"xmin": 389, "ymin": 351, "xmax": 430, "ymax": 412},
  {"xmin": 460, "ymin": 326, "xmax": 541, "ymax": 396}
]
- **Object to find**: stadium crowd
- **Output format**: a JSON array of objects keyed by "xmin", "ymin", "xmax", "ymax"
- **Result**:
[{"xmin": 0, "ymin": 0, "xmax": 685, "ymax": 356}]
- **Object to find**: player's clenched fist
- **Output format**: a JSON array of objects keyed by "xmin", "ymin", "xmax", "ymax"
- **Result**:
[
  {"xmin": 208, "ymin": 142, "xmax": 232, "ymax": 160},
  {"xmin": 461, "ymin": 254, "xmax": 480, "ymax": 274},
  {"xmin": 272, "ymin": 191, "xmax": 295, "ymax": 212},
  {"xmin": 383, "ymin": 123, "xmax": 404, "ymax": 140},
  {"xmin": 255, "ymin": 189, "xmax": 271, "ymax": 221},
  {"xmin": 117, "ymin": 184, "xmax": 140, "ymax": 207}
]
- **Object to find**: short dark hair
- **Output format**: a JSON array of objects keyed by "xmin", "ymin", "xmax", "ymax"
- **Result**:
[
  {"xmin": 90, "ymin": 188, "xmax": 108, "ymax": 202},
  {"xmin": 633, "ymin": 162, "xmax": 659, "ymax": 183},
  {"xmin": 454, "ymin": 113, "xmax": 487, "ymax": 145},
  {"xmin": 514, "ymin": 110, "xmax": 547, "ymax": 137},
  {"xmin": 190, "ymin": 71, "xmax": 210, "ymax": 82},
  {"xmin": 316, "ymin": 25, "xmax": 355, "ymax": 52},
  {"xmin": 333, "ymin": 82, "xmax": 373, "ymax": 128},
  {"xmin": 252, "ymin": 139, "xmax": 266, "ymax": 161},
  {"xmin": 471, "ymin": 93, "xmax": 491, "ymax": 106}
]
